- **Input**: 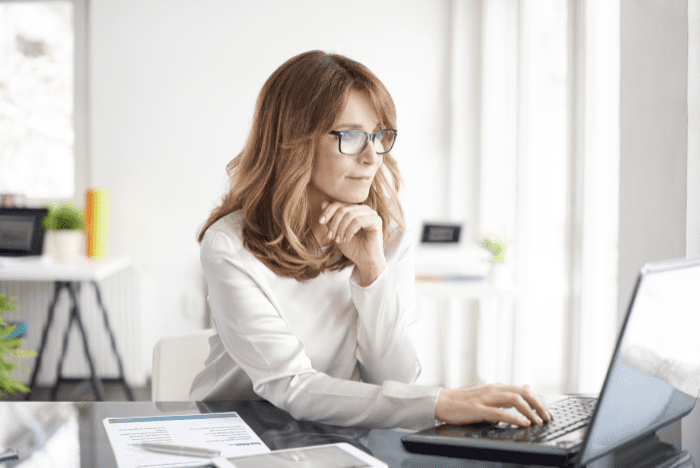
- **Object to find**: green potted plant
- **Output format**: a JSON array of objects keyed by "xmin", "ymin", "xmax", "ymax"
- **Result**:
[
  {"xmin": 43, "ymin": 202, "xmax": 86, "ymax": 262},
  {"xmin": 0, "ymin": 294, "xmax": 35, "ymax": 397},
  {"xmin": 479, "ymin": 237, "xmax": 508, "ymax": 263},
  {"xmin": 479, "ymin": 236, "xmax": 512, "ymax": 285}
]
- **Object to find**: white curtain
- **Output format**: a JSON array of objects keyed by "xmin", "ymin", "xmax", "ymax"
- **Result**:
[{"xmin": 414, "ymin": 0, "xmax": 619, "ymax": 395}]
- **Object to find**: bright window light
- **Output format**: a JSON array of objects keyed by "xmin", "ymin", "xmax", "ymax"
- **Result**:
[{"xmin": 0, "ymin": 2, "xmax": 74, "ymax": 199}]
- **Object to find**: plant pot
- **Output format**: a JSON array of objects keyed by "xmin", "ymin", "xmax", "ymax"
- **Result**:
[
  {"xmin": 47, "ymin": 230, "xmax": 85, "ymax": 262},
  {"xmin": 489, "ymin": 262, "xmax": 512, "ymax": 285}
]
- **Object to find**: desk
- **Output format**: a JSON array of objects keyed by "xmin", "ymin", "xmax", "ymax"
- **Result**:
[
  {"xmin": 416, "ymin": 278, "xmax": 518, "ymax": 299},
  {"xmin": 0, "ymin": 257, "xmax": 133, "ymax": 401},
  {"xmin": 0, "ymin": 400, "xmax": 692, "ymax": 468}
]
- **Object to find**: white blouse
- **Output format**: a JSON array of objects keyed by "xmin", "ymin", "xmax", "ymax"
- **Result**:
[{"xmin": 189, "ymin": 211, "xmax": 441, "ymax": 430}]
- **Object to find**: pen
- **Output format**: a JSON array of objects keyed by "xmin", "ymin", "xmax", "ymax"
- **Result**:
[
  {"xmin": 133, "ymin": 442, "xmax": 222, "ymax": 458},
  {"xmin": 0, "ymin": 447, "xmax": 19, "ymax": 462}
]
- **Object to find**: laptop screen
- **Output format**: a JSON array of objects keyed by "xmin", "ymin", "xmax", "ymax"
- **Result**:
[{"xmin": 579, "ymin": 258, "xmax": 700, "ymax": 465}]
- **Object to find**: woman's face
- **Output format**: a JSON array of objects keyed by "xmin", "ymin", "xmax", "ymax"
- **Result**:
[{"xmin": 310, "ymin": 88, "xmax": 384, "ymax": 204}]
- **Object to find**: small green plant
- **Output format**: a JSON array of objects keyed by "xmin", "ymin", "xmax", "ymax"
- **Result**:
[
  {"xmin": 480, "ymin": 237, "xmax": 508, "ymax": 263},
  {"xmin": 0, "ymin": 294, "xmax": 36, "ymax": 397},
  {"xmin": 43, "ymin": 202, "xmax": 85, "ymax": 231}
]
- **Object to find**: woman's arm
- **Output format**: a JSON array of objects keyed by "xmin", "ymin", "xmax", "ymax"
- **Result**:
[
  {"xmin": 202, "ymin": 220, "xmax": 551, "ymax": 429},
  {"xmin": 200, "ymin": 226, "xmax": 439, "ymax": 430},
  {"xmin": 349, "ymin": 227, "xmax": 422, "ymax": 385},
  {"xmin": 318, "ymin": 201, "xmax": 421, "ymax": 385}
]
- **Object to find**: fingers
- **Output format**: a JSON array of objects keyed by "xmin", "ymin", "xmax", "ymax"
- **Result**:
[
  {"xmin": 318, "ymin": 202, "xmax": 380, "ymax": 243},
  {"xmin": 435, "ymin": 384, "xmax": 552, "ymax": 428},
  {"xmin": 493, "ymin": 384, "xmax": 552, "ymax": 424},
  {"xmin": 508, "ymin": 394, "xmax": 543, "ymax": 426},
  {"xmin": 481, "ymin": 407, "xmax": 533, "ymax": 428},
  {"xmin": 521, "ymin": 386, "xmax": 552, "ymax": 422},
  {"xmin": 319, "ymin": 203, "xmax": 352, "ymax": 242},
  {"xmin": 510, "ymin": 384, "xmax": 552, "ymax": 422},
  {"xmin": 331, "ymin": 208, "xmax": 364, "ymax": 243}
]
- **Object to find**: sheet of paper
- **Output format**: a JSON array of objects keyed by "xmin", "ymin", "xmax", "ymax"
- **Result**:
[{"xmin": 103, "ymin": 412, "xmax": 270, "ymax": 468}]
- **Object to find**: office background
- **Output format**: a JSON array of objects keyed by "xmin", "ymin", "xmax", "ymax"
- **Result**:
[{"xmin": 0, "ymin": 0, "xmax": 698, "ymax": 460}]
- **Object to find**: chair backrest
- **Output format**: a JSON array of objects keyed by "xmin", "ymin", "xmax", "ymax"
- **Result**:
[{"xmin": 152, "ymin": 328, "xmax": 215, "ymax": 401}]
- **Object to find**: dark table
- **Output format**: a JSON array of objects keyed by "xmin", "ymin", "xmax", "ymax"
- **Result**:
[{"xmin": 0, "ymin": 400, "xmax": 692, "ymax": 468}]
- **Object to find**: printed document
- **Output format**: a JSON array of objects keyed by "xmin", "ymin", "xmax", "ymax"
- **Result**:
[{"xmin": 103, "ymin": 412, "xmax": 269, "ymax": 468}]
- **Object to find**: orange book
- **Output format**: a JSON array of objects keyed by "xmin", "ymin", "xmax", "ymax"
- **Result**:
[{"xmin": 85, "ymin": 188, "xmax": 110, "ymax": 259}]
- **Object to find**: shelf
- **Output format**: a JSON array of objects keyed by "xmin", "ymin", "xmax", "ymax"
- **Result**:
[{"xmin": 0, "ymin": 256, "xmax": 132, "ymax": 282}]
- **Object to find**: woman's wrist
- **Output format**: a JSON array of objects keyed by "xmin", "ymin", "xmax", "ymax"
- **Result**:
[
  {"xmin": 434, "ymin": 387, "xmax": 449, "ymax": 422},
  {"xmin": 356, "ymin": 258, "xmax": 387, "ymax": 286},
  {"xmin": 434, "ymin": 388, "xmax": 447, "ymax": 425}
]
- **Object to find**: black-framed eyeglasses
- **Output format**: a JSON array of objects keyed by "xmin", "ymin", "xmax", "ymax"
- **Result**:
[{"xmin": 328, "ymin": 129, "xmax": 398, "ymax": 156}]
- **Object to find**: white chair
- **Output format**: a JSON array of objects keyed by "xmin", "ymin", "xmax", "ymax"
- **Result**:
[{"xmin": 151, "ymin": 329, "xmax": 215, "ymax": 401}]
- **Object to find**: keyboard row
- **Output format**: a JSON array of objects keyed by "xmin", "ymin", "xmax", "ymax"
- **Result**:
[{"xmin": 471, "ymin": 397, "xmax": 597, "ymax": 443}]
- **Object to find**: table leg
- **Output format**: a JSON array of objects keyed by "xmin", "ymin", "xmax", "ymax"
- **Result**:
[
  {"xmin": 65, "ymin": 282, "xmax": 105, "ymax": 400},
  {"xmin": 51, "ymin": 298, "xmax": 76, "ymax": 400},
  {"xmin": 92, "ymin": 281, "xmax": 134, "ymax": 401},
  {"xmin": 25, "ymin": 281, "xmax": 65, "ymax": 400},
  {"xmin": 25, "ymin": 279, "xmax": 132, "ymax": 401}
]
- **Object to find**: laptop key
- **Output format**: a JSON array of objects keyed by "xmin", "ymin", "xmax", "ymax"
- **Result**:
[
  {"xmin": 469, "ymin": 397, "xmax": 596, "ymax": 444},
  {"xmin": 541, "ymin": 420, "xmax": 589, "ymax": 442}
]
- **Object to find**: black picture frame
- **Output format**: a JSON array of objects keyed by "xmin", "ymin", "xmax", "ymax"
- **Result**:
[
  {"xmin": 420, "ymin": 223, "xmax": 461, "ymax": 244},
  {"xmin": 0, "ymin": 208, "xmax": 49, "ymax": 257}
]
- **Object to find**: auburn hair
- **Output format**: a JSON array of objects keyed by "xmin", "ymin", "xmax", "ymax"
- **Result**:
[{"xmin": 198, "ymin": 50, "xmax": 404, "ymax": 281}]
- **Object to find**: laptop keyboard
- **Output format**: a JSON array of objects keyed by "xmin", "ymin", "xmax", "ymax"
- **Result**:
[{"xmin": 471, "ymin": 397, "xmax": 597, "ymax": 443}]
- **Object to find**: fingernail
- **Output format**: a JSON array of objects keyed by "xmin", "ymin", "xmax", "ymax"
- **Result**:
[
  {"xmin": 336, "ymin": 236, "xmax": 341, "ymax": 243},
  {"xmin": 319, "ymin": 216, "xmax": 326, "ymax": 224},
  {"xmin": 520, "ymin": 418, "xmax": 530, "ymax": 426},
  {"xmin": 535, "ymin": 416, "xmax": 543, "ymax": 425},
  {"xmin": 328, "ymin": 231, "xmax": 333, "ymax": 239}
]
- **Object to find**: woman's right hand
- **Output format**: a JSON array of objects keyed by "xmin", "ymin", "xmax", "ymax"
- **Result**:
[{"xmin": 434, "ymin": 383, "xmax": 553, "ymax": 427}]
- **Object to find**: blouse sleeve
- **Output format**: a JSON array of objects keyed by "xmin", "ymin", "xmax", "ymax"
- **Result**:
[
  {"xmin": 200, "ymin": 227, "xmax": 440, "ymax": 430},
  {"xmin": 349, "ymin": 227, "xmax": 423, "ymax": 385}
]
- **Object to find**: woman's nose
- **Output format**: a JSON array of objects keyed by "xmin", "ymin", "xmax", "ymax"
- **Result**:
[{"xmin": 358, "ymin": 140, "xmax": 381, "ymax": 165}]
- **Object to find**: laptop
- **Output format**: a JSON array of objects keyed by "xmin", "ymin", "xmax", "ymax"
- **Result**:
[{"xmin": 402, "ymin": 257, "xmax": 700, "ymax": 466}]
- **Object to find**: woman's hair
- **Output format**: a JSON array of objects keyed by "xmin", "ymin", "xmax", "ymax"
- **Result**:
[{"xmin": 198, "ymin": 50, "xmax": 404, "ymax": 281}]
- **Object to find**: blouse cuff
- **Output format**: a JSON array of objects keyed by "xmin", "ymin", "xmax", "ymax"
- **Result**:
[{"xmin": 349, "ymin": 262, "xmax": 389, "ymax": 290}]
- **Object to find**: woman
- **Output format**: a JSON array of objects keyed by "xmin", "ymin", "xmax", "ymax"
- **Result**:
[{"xmin": 190, "ymin": 50, "xmax": 551, "ymax": 430}]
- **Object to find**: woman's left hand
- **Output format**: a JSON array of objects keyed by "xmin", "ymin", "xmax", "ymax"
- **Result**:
[{"xmin": 319, "ymin": 201, "xmax": 387, "ymax": 286}]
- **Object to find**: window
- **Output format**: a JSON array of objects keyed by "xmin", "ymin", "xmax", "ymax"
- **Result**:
[
  {"xmin": 0, "ymin": 0, "xmax": 86, "ymax": 201},
  {"xmin": 436, "ymin": 0, "xmax": 620, "ymax": 394}
]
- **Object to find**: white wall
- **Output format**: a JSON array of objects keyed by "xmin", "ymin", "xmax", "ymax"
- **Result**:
[
  {"xmin": 88, "ymin": 0, "xmax": 450, "ymax": 384},
  {"xmin": 683, "ymin": 0, "xmax": 700, "ymax": 460},
  {"xmin": 619, "ymin": 0, "xmax": 693, "ymax": 455}
]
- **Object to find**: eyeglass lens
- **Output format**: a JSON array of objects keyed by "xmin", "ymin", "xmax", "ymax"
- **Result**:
[{"xmin": 340, "ymin": 130, "xmax": 395, "ymax": 155}]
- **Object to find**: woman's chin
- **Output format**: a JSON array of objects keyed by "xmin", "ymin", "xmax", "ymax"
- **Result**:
[
  {"xmin": 309, "ymin": 181, "xmax": 372, "ymax": 205},
  {"xmin": 336, "ymin": 193, "xmax": 370, "ymax": 204}
]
